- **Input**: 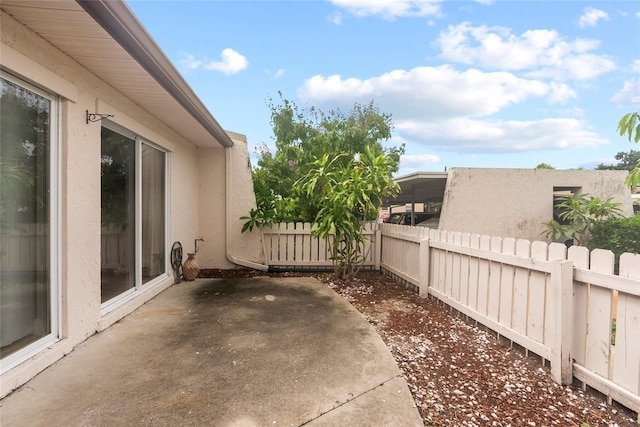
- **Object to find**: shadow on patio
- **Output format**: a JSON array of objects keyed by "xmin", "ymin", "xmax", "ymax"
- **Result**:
[{"xmin": 0, "ymin": 277, "xmax": 422, "ymax": 426}]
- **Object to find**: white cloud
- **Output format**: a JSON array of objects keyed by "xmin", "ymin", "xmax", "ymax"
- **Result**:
[
  {"xmin": 203, "ymin": 48, "xmax": 248, "ymax": 75},
  {"xmin": 611, "ymin": 59, "xmax": 640, "ymax": 105},
  {"xmin": 179, "ymin": 53, "xmax": 203, "ymax": 70},
  {"xmin": 399, "ymin": 153, "xmax": 441, "ymax": 170},
  {"xmin": 179, "ymin": 49, "xmax": 248, "ymax": 75},
  {"xmin": 299, "ymin": 65, "xmax": 571, "ymax": 121},
  {"xmin": 611, "ymin": 79, "xmax": 640, "ymax": 106},
  {"xmin": 579, "ymin": 7, "xmax": 609, "ymax": 28},
  {"xmin": 554, "ymin": 106, "xmax": 585, "ymax": 118},
  {"xmin": 263, "ymin": 68, "xmax": 286, "ymax": 79},
  {"xmin": 547, "ymin": 82, "xmax": 578, "ymax": 104},
  {"xmin": 435, "ymin": 22, "xmax": 616, "ymax": 80},
  {"xmin": 329, "ymin": 0, "xmax": 442, "ymax": 19},
  {"xmin": 394, "ymin": 118, "xmax": 610, "ymax": 153},
  {"xmin": 329, "ymin": 11, "xmax": 343, "ymax": 25}
]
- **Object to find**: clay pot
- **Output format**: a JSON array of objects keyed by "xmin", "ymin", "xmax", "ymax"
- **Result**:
[{"xmin": 182, "ymin": 253, "xmax": 199, "ymax": 281}]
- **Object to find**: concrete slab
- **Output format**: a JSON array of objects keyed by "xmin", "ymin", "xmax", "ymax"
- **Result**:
[{"xmin": 0, "ymin": 277, "xmax": 423, "ymax": 426}]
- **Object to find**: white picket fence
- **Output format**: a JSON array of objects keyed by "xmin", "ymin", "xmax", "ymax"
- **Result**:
[
  {"xmin": 258, "ymin": 221, "xmax": 640, "ymax": 418},
  {"xmin": 570, "ymin": 247, "xmax": 640, "ymax": 415},
  {"xmin": 261, "ymin": 222, "xmax": 380, "ymax": 270},
  {"xmin": 380, "ymin": 223, "xmax": 640, "ymax": 419},
  {"xmin": 0, "ymin": 224, "xmax": 49, "ymax": 272},
  {"xmin": 381, "ymin": 225, "xmax": 573, "ymax": 384}
]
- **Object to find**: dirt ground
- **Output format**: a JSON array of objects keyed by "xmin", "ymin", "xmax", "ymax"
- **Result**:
[{"xmin": 199, "ymin": 269, "xmax": 638, "ymax": 427}]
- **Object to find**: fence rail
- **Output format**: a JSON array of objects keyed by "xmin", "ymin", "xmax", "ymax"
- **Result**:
[
  {"xmin": 256, "ymin": 221, "xmax": 640, "ymax": 419},
  {"xmin": 261, "ymin": 222, "xmax": 380, "ymax": 270}
]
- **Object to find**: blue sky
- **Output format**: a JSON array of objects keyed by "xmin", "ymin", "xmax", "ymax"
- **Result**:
[{"xmin": 127, "ymin": 0, "xmax": 640, "ymax": 177}]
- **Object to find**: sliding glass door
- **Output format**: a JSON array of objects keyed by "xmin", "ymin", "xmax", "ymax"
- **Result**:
[
  {"xmin": 0, "ymin": 73, "xmax": 57, "ymax": 364},
  {"xmin": 101, "ymin": 125, "xmax": 166, "ymax": 304},
  {"xmin": 100, "ymin": 127, "xmax": 135, "ymax": 302}
]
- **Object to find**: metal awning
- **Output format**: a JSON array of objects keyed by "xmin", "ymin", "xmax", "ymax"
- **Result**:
[{"xmin": 384, "ymin": 171, "xmax": 449, "ymax": 207}]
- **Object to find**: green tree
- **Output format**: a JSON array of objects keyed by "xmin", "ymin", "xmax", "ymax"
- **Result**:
[
  {"xmin": 595, "ymin": 149, "xmax": 640, "ymax": 171},
  {"xmin": 535, "ymin": 163, "xmax": 555, "ymax": 169},
  {"xmin": 298, "ymin": 145, "xmax": 399, "ymax": 279},
  {"xmin": 542, "ymin": 193, "xmax": 623, "ymax": 246},
  {"xmin": 247, "ymin": 94, "xmax": 404, "ymax": 226},
  {"xmin": 617, "ymin": 112, "xmax": 640, "ymax": 188}
]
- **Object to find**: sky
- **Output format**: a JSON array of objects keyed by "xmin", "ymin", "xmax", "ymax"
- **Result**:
[{"xmin": 126, "ymin": 0, "xmax": 640, "ymax": 177}]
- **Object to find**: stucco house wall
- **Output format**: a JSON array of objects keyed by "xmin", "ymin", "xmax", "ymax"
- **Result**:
[
  {"xmin": 197, "ymin": 132, "xmax": 265, "ymax": 270},
  {"xmin": 0, "ymin": 5, "xmax": 260, "ymax": 397},
  {"xmin": 439, "ymin": 168, "xmax": 634, "ymax": 242}
]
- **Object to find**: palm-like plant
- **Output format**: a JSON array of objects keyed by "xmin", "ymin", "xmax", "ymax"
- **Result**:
[{"xmin": 543, "ymin": 194, "xmax": 623, "ymax": 246}]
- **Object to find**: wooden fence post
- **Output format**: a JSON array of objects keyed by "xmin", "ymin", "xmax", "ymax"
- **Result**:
[
  {"xmin": 374, "ymin": 225, "xmax": 382, "ymax": 271},
  {"xmin": 419, "ymin": 238, "xmax": 430, "ymax": 298},
  {"xmin": 551, "ymin": 259, "xmax": 574, "ymax": 384}
]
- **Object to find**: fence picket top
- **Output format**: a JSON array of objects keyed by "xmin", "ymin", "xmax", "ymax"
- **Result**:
[
  {"xmin": 531, "ymin": 241, "xmax": 549, "ymax": 261},
  {"xmin": 447, "ymin": 231, "xmax": 455, "ymax": 244},
  {"xmin": 420, "ymin": 227, "xmax": 429, "ymax": 239},
  {"xmin": 503, "ymin": 238, "xmax": 516, "ymax": 255},
  {"xmin": 516, "ymin": 239, "xmax": 531, "ymax": 258},
  {"xmin": 548, "ymin": 242, "xmax": 567, "ymax": 261},
  {"xmin": 620, "ymin": 253, "xmax": 640, "ymax": 279},
  {"xmin": 490, "ymin": 236, "xmax": 502, "ymax": 253},
  {"xmin": 591, "ymin": 249, "xmax": 615, "ymax": 275},
  {"xmin": 569, "ymin": 246, "xmax": 590, "ymax": 269},
  {"xmin": 480, "ymin": 235, "xmax": 491, "ymax": 250},
  {"xmin": 461, "ymin": 232, "xmax": 471, "ymax": 247},
  {"xmin": 453, "ymin": 232, "xmax": 462, "ymax": 246},
  {"xmin": 470, "ymin": 233, "xmax": 481, "ymax": 249}
]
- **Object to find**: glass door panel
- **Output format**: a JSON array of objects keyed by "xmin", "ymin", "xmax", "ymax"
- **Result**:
[
  {"xmin": 0, "ymin": 77, "xmax": 52, "ymax": 358},
  {"xmin": 141, "ymin": 143, "xmax": 166, "ymax": 284},
  {"xmin": 100, "ymin": 127, "xmax": 135, "ymax": 303}
]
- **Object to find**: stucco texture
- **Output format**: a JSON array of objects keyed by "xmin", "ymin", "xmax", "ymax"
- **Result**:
[
  {"xmin": 1, "ymin": 9, "xmax": 255, "ymax": 397},
  {"xmin": 439, "ymin": 168, "xmax": 633, "ymax": 242}
]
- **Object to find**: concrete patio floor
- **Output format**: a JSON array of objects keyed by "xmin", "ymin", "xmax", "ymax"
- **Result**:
[{"xmin": 0, "ymin": 277, "xmax": 423, "ymax": 426}]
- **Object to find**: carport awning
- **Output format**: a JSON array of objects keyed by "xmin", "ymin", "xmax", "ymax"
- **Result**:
[{"xmin": 384, "ymin": 171, "xmax": 449, "ymax": 207}]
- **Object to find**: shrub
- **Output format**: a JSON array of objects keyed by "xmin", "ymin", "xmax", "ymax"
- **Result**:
[
  {"xmin": 589, "ymin": 215, "xmax": 640, "ymax": 262},
  {"xmin": 542, "ymin": 194, "xmax": 623, "ymax": 246}
]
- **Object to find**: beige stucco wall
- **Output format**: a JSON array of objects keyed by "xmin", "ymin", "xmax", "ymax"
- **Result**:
[
  {"xmin": 439, "ymin": 168, "xmax": 634, "ymax": 242},
  {"xmin": 0, "ymin": 12, "xmax": 239, "ymax": 397},
  {"xmin": 196, "ymin": 132, "xmax": 265, "ymax": 269}
]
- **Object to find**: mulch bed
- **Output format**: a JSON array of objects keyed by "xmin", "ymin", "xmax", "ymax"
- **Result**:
[{"xmin": 199, "ymin": 268, "xmax": 638, "ymax": 426}]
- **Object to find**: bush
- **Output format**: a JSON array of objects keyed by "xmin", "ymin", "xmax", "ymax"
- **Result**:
[{"xmin": 589, "ymin": 215, "xmax": 640, "ymax": 262}]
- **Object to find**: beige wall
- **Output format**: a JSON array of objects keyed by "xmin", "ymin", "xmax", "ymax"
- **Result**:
[
  {"xmin": 224, "ymin": 132, "xmax": 265, "ymax": 267},
  {"xmin": 439, "ymin": 168, "xmax": 634, "ymax": 242},
  {"xmin": 1, "ymin": 12, "xmax": 242, "ymax": 396},
  {"xmin": 196, "ymin": 132, "xmax": 265, "ymax": 269}
]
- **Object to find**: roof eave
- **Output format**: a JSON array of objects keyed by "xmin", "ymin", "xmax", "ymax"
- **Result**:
[{"xmin": 77, "ymin": 0, "xmax": 234, "ymax": 148}]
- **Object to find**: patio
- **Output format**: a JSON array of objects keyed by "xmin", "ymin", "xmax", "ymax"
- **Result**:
[{"xmin": 0, "ymin": 277, "xmax": 422, "ymax": 426}]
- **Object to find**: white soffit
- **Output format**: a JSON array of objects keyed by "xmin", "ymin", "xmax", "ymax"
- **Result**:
[{"xmin": 0, "ymin": 0, "xmax": 233, "ymax": 148}]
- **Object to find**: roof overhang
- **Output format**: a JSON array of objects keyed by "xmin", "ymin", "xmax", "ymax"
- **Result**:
[
  {"xmin": 0, "ymin": 0, "xmax": 233, "ymax": 148},
  {"xmin": 384, "ymin": 171, "xmax": 449, "ymax": 206}
]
